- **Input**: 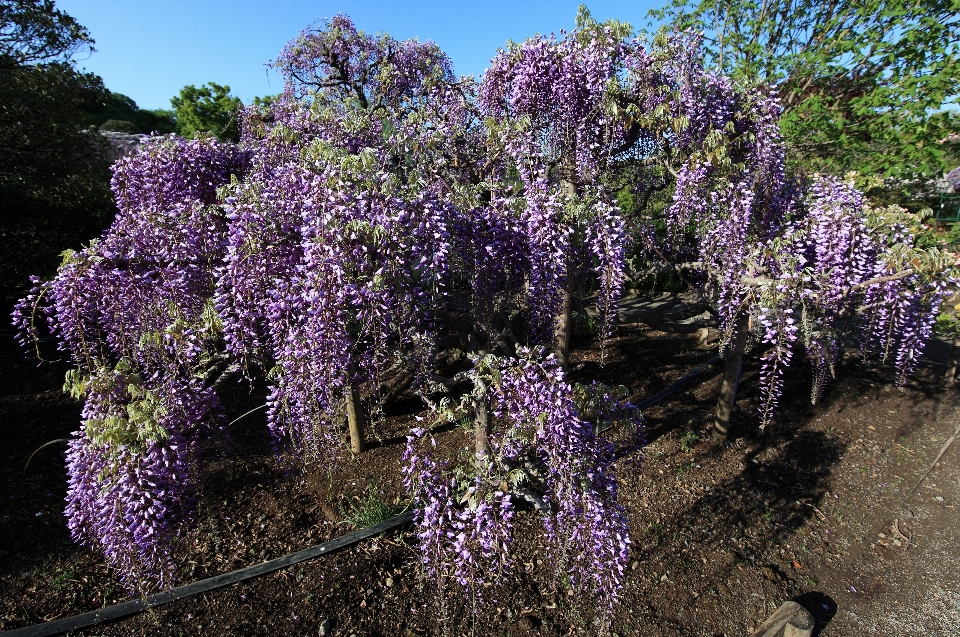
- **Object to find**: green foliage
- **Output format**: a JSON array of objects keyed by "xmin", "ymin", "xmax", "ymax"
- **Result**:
[
  {"xmin": 680, "ymin": 430, "xmax": 699, "ymax": 452},
  {"xmin": 0, "ymin": 1, "xmax": 120, "ymax": 289},
  {"xmin": 0, "ymin": 0, "xmax": 93, "ymax": 68},
  {"xmin": 574, "ymin": 4, "xmax": 633, "ymax": 41},
  {"xmin": 571, "ymin": 309, "xmax": 599, "ymax": 337},
  {"xmin": 65, "ymin": 359, "xmax": 170, "ymax": 449},
  {"xmin": 170, "ymin": 82, "xmax": 242, "ymax": 142},
  {"xmin": 650, "ymin": 0, "xmax": 960, "ymax": 185},
  {"xmin": 935, "ymin": 307, "xmax": 960, "ymax": 339},
  {"xmin": 863, "ymin": 203, "xmax": 956, "ymax": 276},
  {"xmin": 83, "ymin": 90, "xmax": 176, "ymax": 134},
  {"xmin": 51, "ymin": 569, "xmax": 76, "ymax": 590},
  {"xmin": 340, "ymin": 482, "xmax": 406, "ymax": 528},
  {"xmin": 98, "ymin": 118, "xmax": 139, "ymax": 133},
  {"xmin": 0, "ymin": 61, "xmax": 114, "ymax": 288},
  {"xmin": 251, "ymin": 93, "xmax": 279, "ymax": 111}
]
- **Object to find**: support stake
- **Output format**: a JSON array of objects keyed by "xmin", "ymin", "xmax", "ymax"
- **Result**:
[
  {"xmin": 346, "ymin": 380, "xmax": 366, "ymax": 454},
  {"xmin": 712, "ymin": 315, "xmax": 749, "ymax": 443}
]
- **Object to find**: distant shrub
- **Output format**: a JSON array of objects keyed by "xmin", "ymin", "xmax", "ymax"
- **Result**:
[{"xmin": 99, "ymin": 119, "xmax": 142, "ymax": 133}]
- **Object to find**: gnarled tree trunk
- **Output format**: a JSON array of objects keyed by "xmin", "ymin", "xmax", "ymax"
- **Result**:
[
  {"xmin": 554, "ymin": 287, "xmax": 572, "ymax": 371},
  {"xmin": 475, "ymin": 397, "xmax": 491, "ymax": 467},
  {"xmin": 554, "ymin": 176, "xmax": 578, "ymax": 372},
  {"xmin": 469, "ymin": 331, "xmax": 493, "ymax": 462}
]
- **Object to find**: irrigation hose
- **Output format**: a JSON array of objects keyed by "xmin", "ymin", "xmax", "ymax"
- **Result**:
[
  {"xmin": 3, "ymin": 350, "xmax": 728, "ymax": 637},
  {"xmin": 0, "ymin": 512, "xmax": 414, "ymax": 637}
]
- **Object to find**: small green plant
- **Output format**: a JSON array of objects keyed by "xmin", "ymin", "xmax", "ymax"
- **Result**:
[
  {"xmin": 935, "ymin": 303, "xmax": 960, "ymax": 338},
  {"xmin": 571, "ymin": 309, "xmax": 599, "ymax": 336},
  {"xmin": 680, "ymin": 430, "xmax": 700, "ymax": 452},
  {"xmin": 52, "ymin": 569, "xmax": 76, "ymax": 590},
  {"xmin": 340, "ymin": 482, "xmax": 406, "ymax": 528}
]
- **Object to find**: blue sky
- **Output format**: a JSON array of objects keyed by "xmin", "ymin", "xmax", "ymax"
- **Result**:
[{"xmin": 57, "ymin": 1, "xmax": 662, "ymax": 111}]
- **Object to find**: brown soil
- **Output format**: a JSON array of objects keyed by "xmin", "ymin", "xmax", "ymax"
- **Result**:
[{"xmin": 1, "ymin": 322, "xmax": 958, "ymax": 637}]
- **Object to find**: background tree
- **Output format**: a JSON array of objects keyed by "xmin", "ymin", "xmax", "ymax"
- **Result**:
[
  {"xmin": 650, "ymin": 0, "xmax": 960, "ymax": 192},
  {"xmin": 0, "ymin": 0, "xmax": 92, "ymax": 67},
  {"xmin": 0, "ymin": 0, "xmax": 113, "ymax": 292},
  {"xmin": 170, "ymin": 82, "xmax": 242, "ymax": 142},
  {"xmin": 84, "ymin": 90, "xmax": 176, "ymax": 134}
]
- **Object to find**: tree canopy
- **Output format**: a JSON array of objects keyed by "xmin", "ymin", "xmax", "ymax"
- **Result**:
[
  {"xmin": 0, "ymin": 0, "xmax": 93, "ymax": 67},
  {"xmin": 0, "ymin": 0, "xmax": 113, "ymax": 289},
  {"xmin": 7, "ymin": 9, "xmax": 959, "ymax": 636},
  {"xmin": 84, "ymin": 90, "xmax": 176, "ymax": 134},
  {"xmin": 15, "ymin": 15, "xmax": 956, "ymax": 629},
  {"xmin": 170, "ymin": 82, "xmax": 242, "ymax": 142},
  {"xmin": 650, "ymin": 0, "xmax": 960, "ymax": 183}
]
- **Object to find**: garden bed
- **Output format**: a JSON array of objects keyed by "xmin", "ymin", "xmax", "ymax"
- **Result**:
[{"xmin": 1, "ymin": 321, "xmax": 958, "ymax": 636}]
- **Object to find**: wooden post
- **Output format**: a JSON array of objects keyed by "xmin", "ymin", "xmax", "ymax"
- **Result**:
[
  {"xmin": 346, "ymin": 380, "xmax": 366, "ymax": 454},
  {"xmin": 712, "ymin": 314, "xmax": 749, "ymax": 443},
  {"xmin": 945, "ymin": 336, "xmax": 960, "ymax": 384}
]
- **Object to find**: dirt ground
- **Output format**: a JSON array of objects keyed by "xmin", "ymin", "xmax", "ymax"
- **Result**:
[{"xmin": 1, "ymin": 312, "xmax": 958, "ymax": 636}]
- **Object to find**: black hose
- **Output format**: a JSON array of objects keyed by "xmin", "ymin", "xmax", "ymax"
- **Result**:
[
  {"xmin": 3, "ymin": 352, "xmax": 726, "ymax": 637},
  {"xmin": 0, "ymin": 512, "xmax": 414, "ymax": 637}
]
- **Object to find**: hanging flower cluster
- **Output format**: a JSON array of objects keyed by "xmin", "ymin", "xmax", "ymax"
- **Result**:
[
  {"xmin": 245, "ymin": 163, "xmax": 453, "ymax": 459},
  {"xmin": 633, "ymin": 31, "xmax": 955, "ymax": 427},
  {"xmin": 13, "ymin": 136, "xmax": 246, "ymax": 592},
  {"xmin": 402, "ymin": 428, "xmax": 514, "ymax": 614},
  {"xmin": 743, "ymin": 177, "xmax": 956, "ymax": 424},
  {"xmin": 403, "ymin": 350, "xmax": 639, "ymax": 629},
  {"xmin": 477, "ymin": 21, "xmax": 641, "ymax": 353}
]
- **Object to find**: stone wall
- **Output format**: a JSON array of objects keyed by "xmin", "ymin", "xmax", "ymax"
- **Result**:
[{"xmin": 99, "ymin": 130, "xmax": 148, "ymax": 163}]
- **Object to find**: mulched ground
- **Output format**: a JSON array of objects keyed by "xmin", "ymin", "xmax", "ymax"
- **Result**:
[{"xmin": 1, "ymin": 316, "xmax": 958, "ymax": 636}]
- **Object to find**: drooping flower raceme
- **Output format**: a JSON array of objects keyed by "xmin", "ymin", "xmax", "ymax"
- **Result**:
[
  {"xmin": 14, "ymin": 135, "xmax": 246, "ymax": 593},
  {"xmin": 749, "ymin": 177, "xmax": 955, "ymax": 424},
  {"xmin": 404, "ymin": 350, "xmax": 639, "ymax": 629}
]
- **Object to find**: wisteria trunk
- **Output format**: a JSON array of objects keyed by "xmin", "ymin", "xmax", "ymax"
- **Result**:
[
  {"xmin": 346, "ymin": 380, "xmax": 366, "ymax": 454},
  {"xmin": 552, "ymin": 176, "xmax": 578, "ymax": 372},
  {"xmin": 946, "ymin": 337, "xmax": 960, "ymax": 384},
  {"xmin": 475, "ymin": 397, "xmax": 491, "ymax": 467},
  {"xmin": 712, "ymin": 315, "xmax": 749, "ymax": 443},
  {"xmin": 554, "ymin": 288, "xmax": 572, "ymax": 372}
]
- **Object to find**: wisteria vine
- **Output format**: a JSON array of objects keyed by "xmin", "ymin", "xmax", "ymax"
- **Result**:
[{"xmin": 10, "ymin": 13, "xmax": 955, "ymax": 634}]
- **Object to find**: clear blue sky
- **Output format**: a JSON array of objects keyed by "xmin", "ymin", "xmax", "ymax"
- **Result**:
[{"xmin": 56, "ymin": 1, "xmax": 662, "ymax": 111}]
